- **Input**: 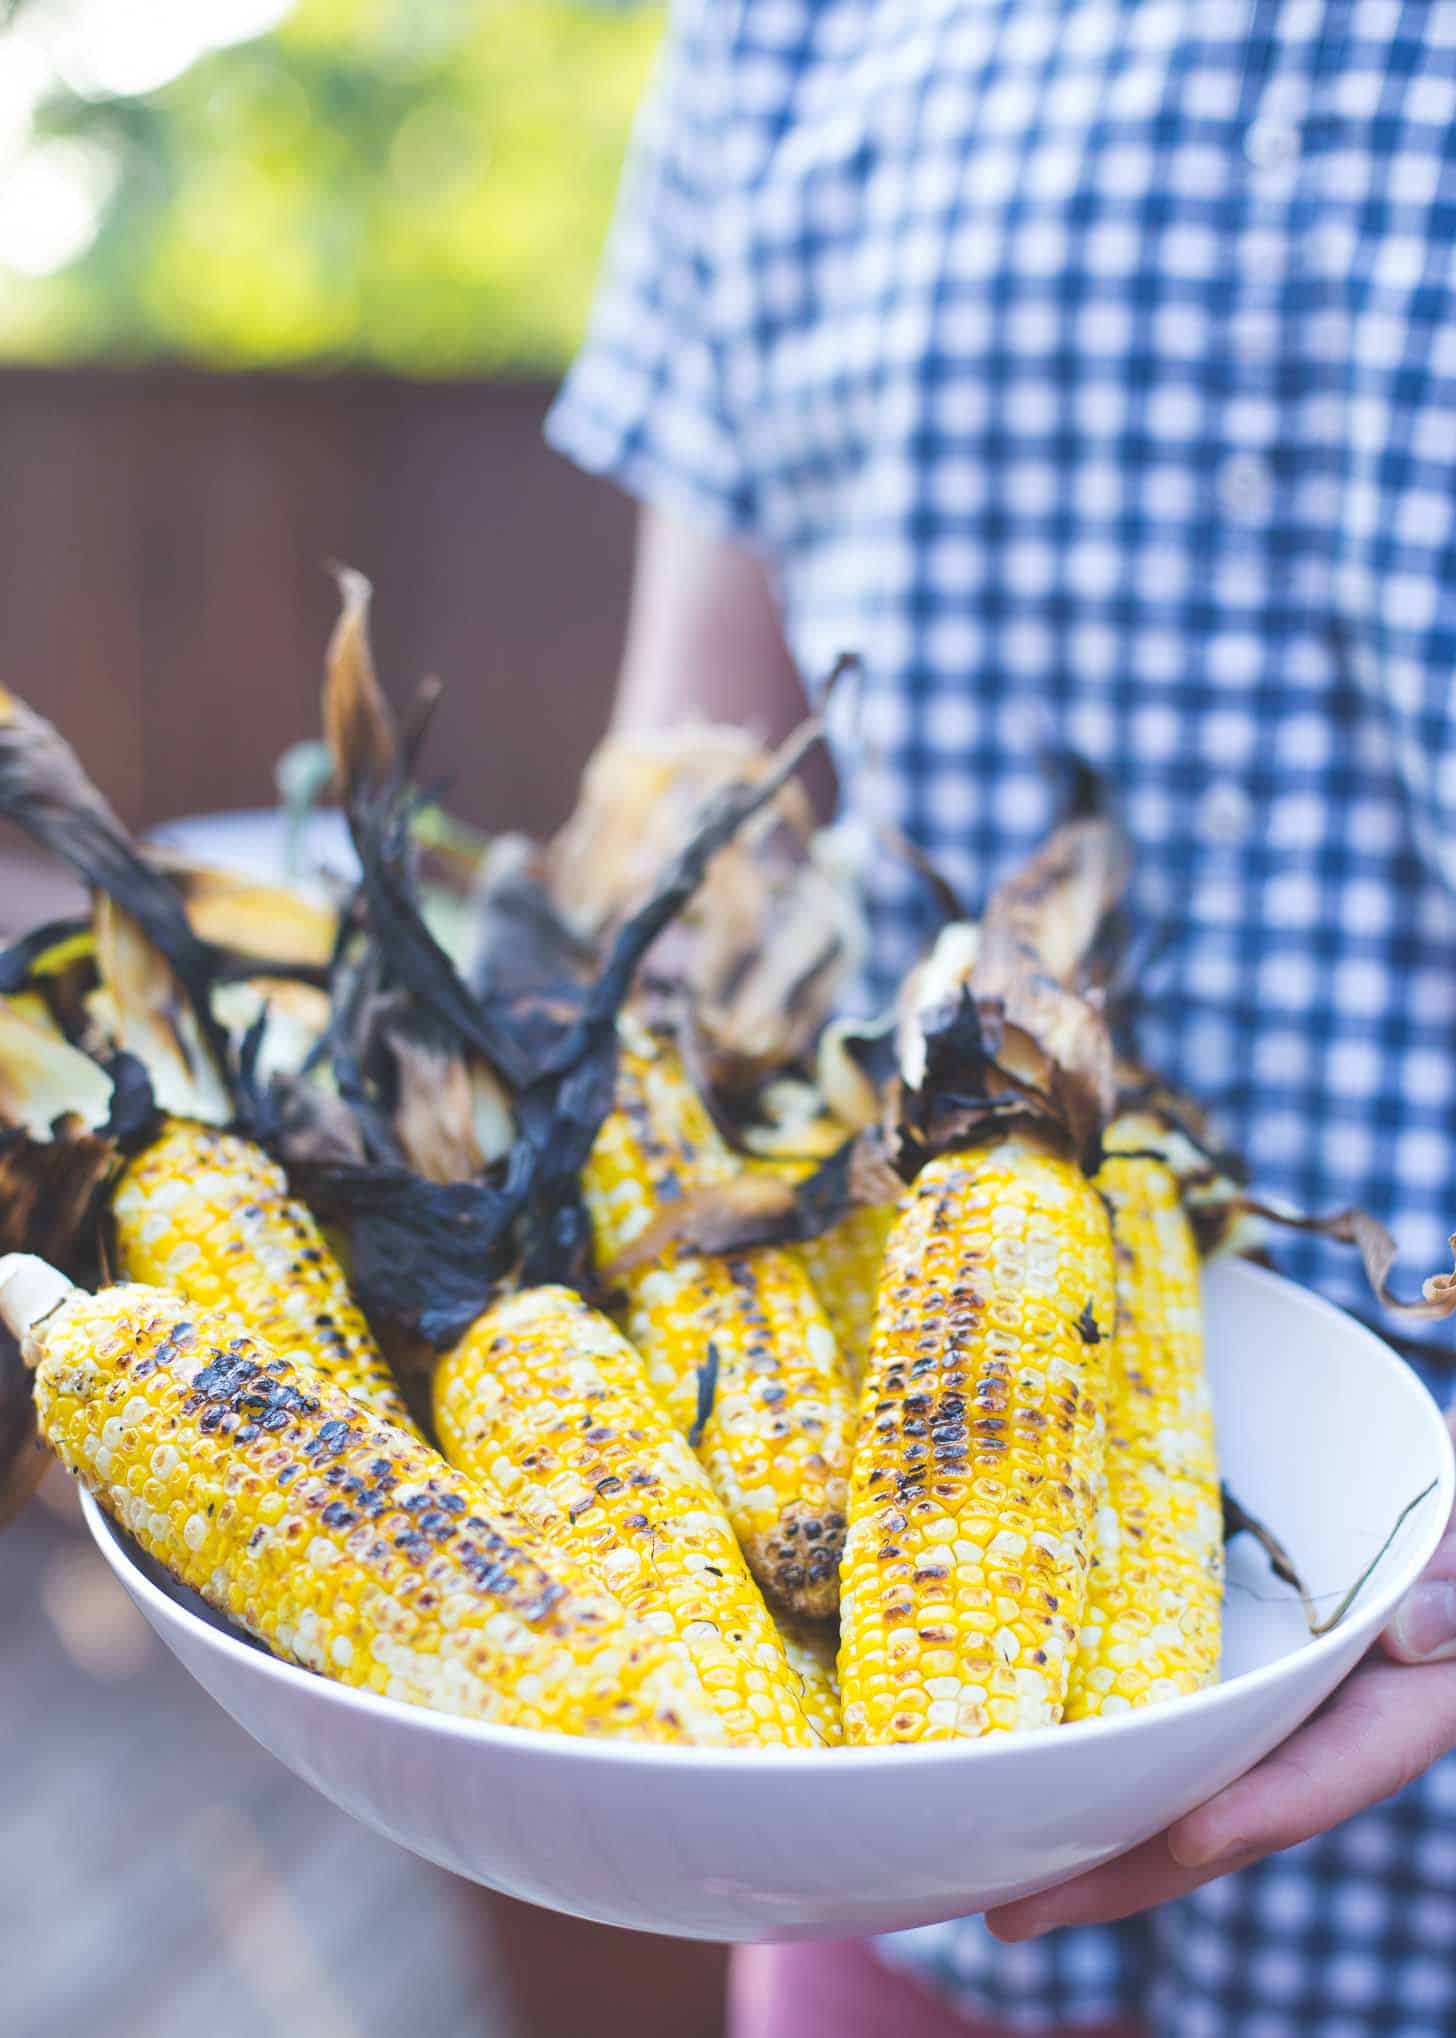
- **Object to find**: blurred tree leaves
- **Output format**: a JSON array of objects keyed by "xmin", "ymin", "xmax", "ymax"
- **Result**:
[{"xmin": 0, "ymin": 0, "xmax": 661, "ymax": 374}]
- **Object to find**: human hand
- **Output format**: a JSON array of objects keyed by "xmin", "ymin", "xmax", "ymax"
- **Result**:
[{"xmin": 985, "ymin": 1409, "xmax": 1456, "ymax": 1941}]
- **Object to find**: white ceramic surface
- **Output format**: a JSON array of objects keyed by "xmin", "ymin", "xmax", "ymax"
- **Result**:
[
  {"xmin": 149, "ymin": 809, "xmax": 356, "ymax": 892},
  {"xmin": 83, "ymin": 1259, "xmax": 1453, "ymax": 1942}
]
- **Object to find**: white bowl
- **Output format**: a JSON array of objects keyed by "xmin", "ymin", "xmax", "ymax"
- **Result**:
[{"xmin": 82, "ymin": 1259, "xmax": 1453, "ymax": 1942}]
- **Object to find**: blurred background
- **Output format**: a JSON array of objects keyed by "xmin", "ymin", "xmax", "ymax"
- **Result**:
[
  {"xmin": 0, "ymin": 3, "xmax": 734, "ymax": 2033},
  {"xmin": 0, "ymin": 0, "xmax": 652, "ymax": 839}
]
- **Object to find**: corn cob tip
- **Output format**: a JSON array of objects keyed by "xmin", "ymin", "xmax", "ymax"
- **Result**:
[
  {"xmin": 749, "ymin": 1500, "xmax": 847, "ymax": 1623},
  {"xmin": 0, "ymin": 1253, "xmax": 75, "ymax": 1345}
]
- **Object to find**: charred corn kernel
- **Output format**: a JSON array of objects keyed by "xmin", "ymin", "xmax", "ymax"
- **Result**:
[
  {"xmin": 584, "ymin": 1023, "xmax": 855, "ymax": 1619},
  {"xmin": 22, "ymin": 1275, "xmax": 724, "ymax": 1743},
  {"xmin": 796, "ymin": 1207, "xmax": 896, "ymax": 1395},
  {"xmin": 840, "ymin": 1138, "xmax": 1115, "ymax": 1744},
  {"xmin": 113, "ymin": 1120, "xmax": 413, "ymax": 1433},
  {"xmin": 433, "ymin": 1284, "xmax": 817, "ymax": 1748},
  {"xmin": 774, "ymin": 1612, "xmax": 843, "ymax": 1747},
  {"xmin": 1065, "ymin": 1136, "xmax": 1223, "ymax": 1719}
]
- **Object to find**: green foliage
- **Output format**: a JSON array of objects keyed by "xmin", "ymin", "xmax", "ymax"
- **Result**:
[{"xmin": 0, "ymin": 0, "xmax": 661, "ymax": 374}]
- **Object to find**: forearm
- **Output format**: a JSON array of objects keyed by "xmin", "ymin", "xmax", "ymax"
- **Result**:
[{"xmin": 612, "ymin": 506, "xmax": 804, "ymax": 739}]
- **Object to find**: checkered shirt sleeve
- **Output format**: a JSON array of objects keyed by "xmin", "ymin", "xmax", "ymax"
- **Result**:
[{"xmin": 545, "ymin": 0, "xmax": 756, "ymax": 538}]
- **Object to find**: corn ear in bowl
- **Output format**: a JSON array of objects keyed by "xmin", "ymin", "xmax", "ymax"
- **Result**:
[{"xmin": 70, "ymin": 1257, "xmax": 1454, "ymax": 1940}]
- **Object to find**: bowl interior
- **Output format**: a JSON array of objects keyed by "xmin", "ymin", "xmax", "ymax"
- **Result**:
[{"xmin": 1204, "ymin": 1260, "xmax": 1449, "ymax": 1682}]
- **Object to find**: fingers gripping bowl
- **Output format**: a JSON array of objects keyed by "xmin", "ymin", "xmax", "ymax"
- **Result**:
[{"xmin": 81, "ymin": 1259, "xmax": 1453, "ymax": 1943}]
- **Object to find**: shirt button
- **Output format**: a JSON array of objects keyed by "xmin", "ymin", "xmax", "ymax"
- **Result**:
[
  {"xmin": 1198, "ymin": 781, "xmax": 1255, "ymax": 845},
  {"xmin": 1217, "ymin": 451, "xmax": 1275, "ymax": 521},
  {"xmin": 1244, "ymin": 118, "xmax": 1299, "ymax": 171}
]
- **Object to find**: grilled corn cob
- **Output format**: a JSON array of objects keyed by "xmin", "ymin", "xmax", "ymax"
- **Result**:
[
  {"xmin": 112, "ymin": 1119, "xmax": 415, "ymax": 1434},
  {"xmin": 1091, "ymin": 1120, "xmax": 1221, "ymax": 1486},
  {"xmin": 433, "ymin": 1283, "xmax": 821, "ymax": 1747},
  {"xmin": 584, "ymin": 1023, "xmax": 856, "ymax": 1618},
  {"xmin": 1064, "ymin": 1130, "xmax": 1223, "ymax": 1719},
  {"xmin": 839, "ymin": 1137, "xmax": 1116, "ymax": 1743},
  {"xmin": 0, "ymin": 1257, "xmax": 724, "ymax": 1744},
  {"xmin": 796, "ymin": 1207, "xmax": 895, "ymax": 1395},
  {"xmin": 775, "ymin": 1613, "xmax": 843, "ymax": 1747},
  {"xmin": 746, "ymin": 1139, "xmax": 896, "ymax": 1398}
]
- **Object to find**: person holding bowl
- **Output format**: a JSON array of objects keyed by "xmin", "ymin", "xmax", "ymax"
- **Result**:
[{"xmin": 546, "ymin": 5, "xmax": 1456, "ymax": 2034}]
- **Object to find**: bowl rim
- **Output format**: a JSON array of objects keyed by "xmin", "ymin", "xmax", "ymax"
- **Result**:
[{"xmin": 81, "ymin": 1258, "xmax": 1455, "ymax": 1777}]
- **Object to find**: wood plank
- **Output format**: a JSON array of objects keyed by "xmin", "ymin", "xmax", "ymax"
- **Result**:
[
  {"xmin": 2, "ymin": 1490, "xmax": 517, "ymax": 2038},
  {"xmin": 0, "ymin": 367, "xmax": 634, "ymax": 837}
]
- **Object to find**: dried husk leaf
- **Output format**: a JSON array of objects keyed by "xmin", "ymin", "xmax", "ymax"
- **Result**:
[
  {"xmin": 152, "ymin": 852, "xmax": 337, "ymax": 970},
  {"xmin": 1228, "ymin": 1198, "xmax": 1456, "ymax": 1324},
  {"xmin": 0, "ymin": 1123, "xmax": 119, "ymax": 1268},
  {"xmin": 288, "ymin": 1157, "xmax": 519, "ymax": 1347},
  {"xmin": 968, "ymin": 820, "xmax": 1125, "ymax": 1156},
  {"xmin": 1224, "ymin": 1479, "xmax": 1440, "ymax": 1637},
  {"xmin": 1422, "ymin": 1241, "xmax": 1456, "ymax": 1316},
  {"xmin": 390, "ymin": 1031, "xmax": 482, "ymax": 1182},
  {"xmin": 468, "ymin": 1058, "xmax": 515, "ymax": 1167},
  {"xmin": 385, "ymin": 1019, "xmax": 514, "ymax": 1185},
  {"xmin": 0, "ymin": 688, "xmax": 215, "ymax": 1002},
  {"xmin": 690, "ymin": 839, "xmax": 865, "ymax": 1097},
  {"xmin": 885, "ymin": 820, "xmax": 1124, "ymax": 1173},
  {"xmin": 93, "ymin": 898, "xmax": 231, "ymax": 1126},
  {"xmin": 318, "ymin": 583, "xmax": 533, "ymax": 1099},
  {"xmin": 547, "ymin": 723, "xmax": 802, "ymax": 942},
  {"xmin": 322, "ymin": 567, "xmax": 396, "ymax": 796},
  {"xmin": 985, "ymin": 816, "xmax": 1129, "ymax": 985},
  {"xmin": 311, "ymin": 709, "xmax": 831, "ymax": 1319},
  {"xmin": 307, "ymin": 589, "xmax": 833, "ymax": 1322},
  {"xmin": 873, "ymin": 818, "xmax": 969, "ymax": 924},
  {"xmin": 0, "ymin": 995, "xmax": 114, "ymax": 1138},
  {"xmin": 545, "ymin": 719, "xmax": 859, "ymax": 1093},
  {"xmin": 250, "ymin": 1072, "xmax": 365, "ymax": 1171},
  {"xmin": 211, "ymin": 978, "xmax": 331, "ymax": 1084},
  {"xmin": 467, "ymin": 833, "xmax": 596, "ymax": 1007},
  {"xmin": 603, "ymin": 1127, "xmax": 903, "ymax": 1272},
  {"xmin": 816, "ymin": 1014, "xmax": 898, "ymax": 1134},
  {"xmin": 895, "ymin": 924, "xmax": 981, "ymax": 1093}
]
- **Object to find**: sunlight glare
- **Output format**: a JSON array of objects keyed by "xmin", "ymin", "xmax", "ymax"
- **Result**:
[
  {"xmin": 0, "ymin": 137, "xmax": 117, "ymax": 275},
  {"xmin": 52, "ymin": 0, "xmax": 293, "ymax": 100}
]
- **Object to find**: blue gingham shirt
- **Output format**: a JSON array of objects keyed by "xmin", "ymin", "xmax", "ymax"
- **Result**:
[{"xmin": 549, "ymin": 4, "xmax": 1456, "ymax": 2030}]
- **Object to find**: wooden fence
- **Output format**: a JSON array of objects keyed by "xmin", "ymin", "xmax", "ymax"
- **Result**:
[{"xmin": 0, "ymin": 367, "xmax": 636, "ymax": 838}]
